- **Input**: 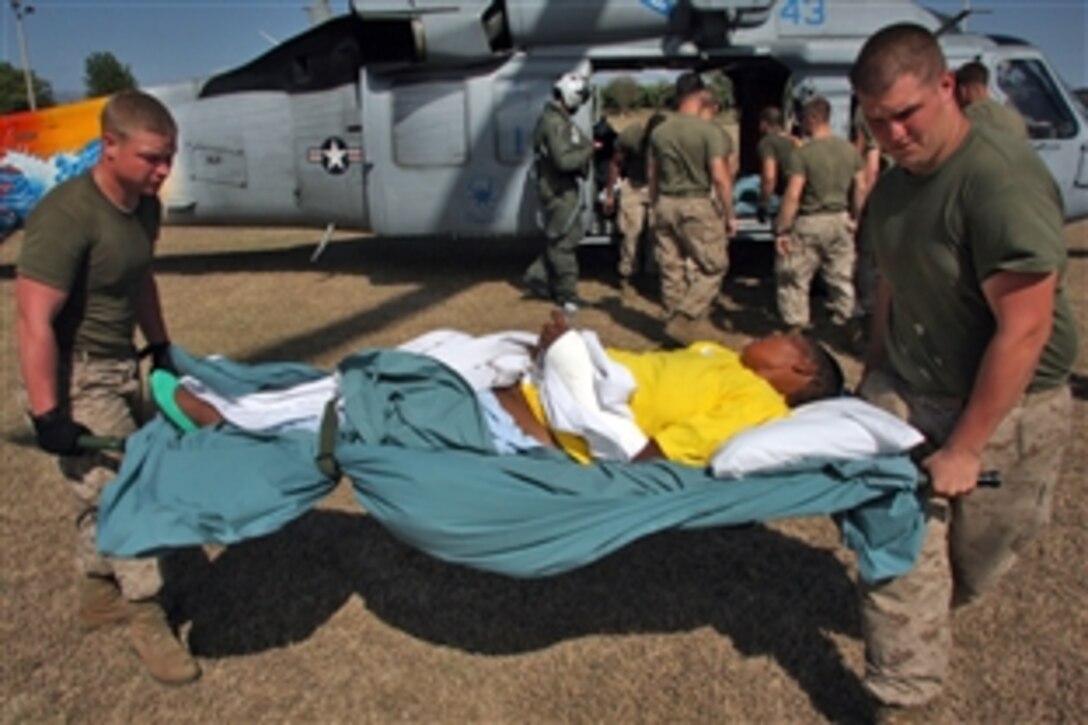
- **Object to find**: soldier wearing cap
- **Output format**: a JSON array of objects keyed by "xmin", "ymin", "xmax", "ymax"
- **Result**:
[{"xmin": 648, "ymin": 72, "xmax": 736, "ymax": 344}]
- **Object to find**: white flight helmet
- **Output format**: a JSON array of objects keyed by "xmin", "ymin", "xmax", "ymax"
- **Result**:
[{"xmin": 554, "ymin": 72, "xmax": 590, "ymax": 112}]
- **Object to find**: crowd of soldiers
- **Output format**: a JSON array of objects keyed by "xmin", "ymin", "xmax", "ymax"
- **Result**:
[{"xmin": 527, "ymin": 54, "xmax": 1034, "ymax": 353}]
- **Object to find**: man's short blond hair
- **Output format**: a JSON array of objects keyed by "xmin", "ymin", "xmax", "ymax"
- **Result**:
[
  {"xmin": 101, "ymin": 89, "xmax": 176, "ymax": 139},
  {"xmin": 850, "ymin": 23, "xmax": 947, "ymax": 97}
]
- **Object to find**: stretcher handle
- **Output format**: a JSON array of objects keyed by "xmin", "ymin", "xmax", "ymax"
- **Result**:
[
  {"xmin": 910, "ymin": 442, "xmax": 1001, "ymax": 488},
  {"xmin": 918, "ymin": 469, "xmax": 1001, "ymax": 489},
  {"xmin": 77, "ymin": 434, "xmax": 126, "ymax": 452}
]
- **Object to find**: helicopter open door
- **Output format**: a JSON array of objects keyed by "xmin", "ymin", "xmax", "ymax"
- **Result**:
[{"xmin": 990, "ymin": 47, "xmax": 1088, "ymax": 220}]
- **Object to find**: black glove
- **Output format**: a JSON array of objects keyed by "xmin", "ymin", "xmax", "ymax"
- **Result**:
[
  {"xmin": 756, "ymin": 205, "xmax": 768, "ymax": 225},
  {"xmin": 141, "ymin": 341, "xmax": 176, "ymax": 374},
  {"xmin": 32, "ymin": 408, "xmax": 92, "ymax": 456}
]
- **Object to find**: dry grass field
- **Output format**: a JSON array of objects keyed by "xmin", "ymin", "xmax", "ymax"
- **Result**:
[{"xmin": 1, "ymin": 220, "xmax": 1085, "ymax": 723}]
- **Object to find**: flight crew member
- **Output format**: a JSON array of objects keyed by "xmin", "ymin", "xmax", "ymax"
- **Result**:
[
  {"xmin": 773, "ymin": 96, "xmax": 867, "ymax": 333},
  {"xmin": 755, "ymin": 106, "xmax": 797, "ymax": 224},
  {"xmin": 603, "ymin": 112, "xmax": 667, "ymax": 301},
  {"xmin": 14, "ymin": 90, "xmax": 200, "ymax": 684},
  {"xmin": 852, "ymin": 24, "xmax": 1077, "ymax": 718},
  {"xmin": 955, "ymin": 61, "xmax": 1029, "ymax": 139},
  {"xmin": 648, "ymin": 72, "xmax": 737, "ymax": 345},
  {"xmin": 524, "ymin": 72, "xmax": 594, "ymax": 312}
]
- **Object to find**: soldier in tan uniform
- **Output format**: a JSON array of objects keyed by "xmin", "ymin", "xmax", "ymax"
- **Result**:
[
  {"xmin": 773, "ymin": 96, "xmax": 867, "ymax": 332},
  {"xmin": 852, "ymin": 25, "xmax": 1077, "ymax": 720},
  {"xmin": 603, "ymin": 113, "xmax": 666, "ymax": 301},
  {"xmin": 648, "ymin": 72, "xmax": 736, "ymax": 344},
  {"xmin": 755, "ymin": 106, "xmax": 797, "ymax": 224},
  {"xmin": 15, "ymin": 91, "xmax": 200, "ymax": 684},
  {"xmin": 955, "ymin": 61, "xmax": 1029, "ymax": 139}
]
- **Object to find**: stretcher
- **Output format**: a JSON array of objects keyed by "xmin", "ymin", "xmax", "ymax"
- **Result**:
[{"xmin": 91, "ymin": 346, "xmax": 981, "ymax": 584}]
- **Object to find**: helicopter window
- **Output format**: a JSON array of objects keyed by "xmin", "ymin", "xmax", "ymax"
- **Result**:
[
  {"xmin": 995, "ymin": 59, "xmax": 1078, "ymax": 140},
  {"xmin": 392, "ymin": 82, "xmax": 468, "ymax": 167}
]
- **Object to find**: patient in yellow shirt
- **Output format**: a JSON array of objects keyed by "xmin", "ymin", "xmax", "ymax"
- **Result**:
[
  {"xmin": 519, "ymin": 311, "xmax": 844, "ymax": 466},
  {"xmin": 165, "ymin": 311, "xmax": 843, "ymax": 468}
]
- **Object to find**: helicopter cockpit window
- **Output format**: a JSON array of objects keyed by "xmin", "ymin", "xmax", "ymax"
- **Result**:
[
  {"xmin": 995, "ymin": 58, "xmax": 1078, "ymax": 140},
  {"xmin": 392, "ymin": 82, "xmax": 468, "ymax": 167}
]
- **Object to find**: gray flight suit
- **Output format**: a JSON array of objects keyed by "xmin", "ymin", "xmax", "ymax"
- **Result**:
[{"xmin": 524, "ymin": 99, "xmax": 593, "ymax": 304}]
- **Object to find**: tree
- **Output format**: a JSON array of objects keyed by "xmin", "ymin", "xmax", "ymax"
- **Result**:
[
  {"xmin": 704, "ymin": 69, "xmax": 735, "ymax": 110},
  {"xmin": 84, "ymin": 51, "xmax": 137, "ymax": 98},
  {"xmin": 642, "ymin": 81, "xmax": 674, "ymax": 110},
  {"xmin": 601, "ymin": 75, "xmax": 644, "ymax": 113},
  {"xmin": 0, "ymin": 61, "xmax": 54, "ymax": 113}
]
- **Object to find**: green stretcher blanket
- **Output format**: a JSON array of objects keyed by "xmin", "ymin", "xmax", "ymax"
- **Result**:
[{"xmin": 97, "ymin": 347, "xmax": 926, "ymax": 583}]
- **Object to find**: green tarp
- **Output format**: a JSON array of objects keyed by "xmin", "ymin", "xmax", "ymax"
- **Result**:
[{"xmin": 97, "ymin": 347, "xmax": 924, "ymax": 583}]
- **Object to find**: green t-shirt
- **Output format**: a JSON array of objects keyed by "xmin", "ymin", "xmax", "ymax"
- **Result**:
[
  {"xmin": 784, "ymin": 136, "xmax": 862, "ymax": 215},
  {"xmin": 17, "ymin": 173, "xmax": 161, "ymax": 358},
  {"xmin": 616, "ymin": 121, "xmax": 650, "ymax": 186},
  {"xmin": 650, "ymin": 113, "xmax": 732, "ymax": 196},
  {"xmin": 859, "ymin": 126, "xmax": 1078, "ymax": 396},
  {"xmin": 756, "ymin": 132, "xmax": 795, "ymax": 196},
  {"xmin": 965, "ymin": 97, "xmax": 1029, "ymax": 140}
]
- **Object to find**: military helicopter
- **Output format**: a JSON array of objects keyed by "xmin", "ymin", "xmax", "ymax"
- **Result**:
[{"xmin": 2, "ymin": 0, "xmax": 1085, "ymax": 243}]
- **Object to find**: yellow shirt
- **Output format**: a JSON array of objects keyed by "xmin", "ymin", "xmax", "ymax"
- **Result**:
[{"xmin": 524, "ymin": 342, "xmax": 789, "ymax": 466}]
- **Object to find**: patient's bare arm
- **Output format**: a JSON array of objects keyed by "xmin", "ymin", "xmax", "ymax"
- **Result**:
[
  {"xmin": 536, "ymin": 309, "xmax": 571, "ymax": 357},
  {"xmin": 492, "ymin": 385, "xmax": 558, "ymax": 448},
  {"xmin": 173, "ymin": 385, "xmax": 225, "ymax": 428},
  {"xmin": 632, "ymin": 439, "xmax": 665, "ymax": 461}
]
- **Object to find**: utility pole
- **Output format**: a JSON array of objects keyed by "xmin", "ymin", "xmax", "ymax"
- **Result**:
[
  {"xmin": 962, "ymin": 0, "xmax": 970, "ymax": 32},
  {"xmin": 11, "ymin": 0, "xmax": 36, "ymax": 111}
]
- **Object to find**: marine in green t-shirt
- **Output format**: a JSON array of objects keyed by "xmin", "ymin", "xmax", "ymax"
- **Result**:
[
  {"xmin": 650, "ymin": 112, "xmax": 733, "ymax": 197},
  {"xmin": 783, "ymin": 136, "xmax": 864, "ymax": 215},
  {"xmin": 647, "ymin": 72, "xmax": 736, "ymax": 340},
  {"xmin": 13, "ymin": 88, "xmax": 199, "ymax": 685},
  {"xmin": 860, "ymin": 125, "xmax": 1077, "ymax": 396},
  {"xmin": 615, "ymin": 120, "xmax": 651, "ymax": 186},
  {"xmin": 955, "ymin": 61, "xmax": 1029, "ymax": 140},
  {"xmin": 758, "ymin": 133, "xmax": 796, "ymax": 195},
  {"xmin": 963, "ymin": 97, "xmax": 1029, "ymax": 139},
  {"xmin": 773, "ymin": 96, "xmax": 866, "ymax": 329},
  {"xmin": 18, "ymin": 173, "xmax": 161, "ymax": 359}
]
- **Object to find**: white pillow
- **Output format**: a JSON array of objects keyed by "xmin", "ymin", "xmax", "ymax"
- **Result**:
[{"xmin": 709, "ymin": 397, "xmax": 925, "ymax": 479}]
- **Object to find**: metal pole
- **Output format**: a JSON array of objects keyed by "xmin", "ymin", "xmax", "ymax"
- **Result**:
[{"xmin": 11, "ymin": 0, "xmax": 36, "ymax": 111}]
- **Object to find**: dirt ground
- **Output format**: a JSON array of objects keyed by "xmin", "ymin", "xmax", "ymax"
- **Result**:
[{"xmin": 1, "ymin": 220, "xmax": 1085, "ymax": 723}]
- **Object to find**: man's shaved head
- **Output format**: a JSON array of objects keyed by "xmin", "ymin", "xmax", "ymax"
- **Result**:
[{"xmin": 850, "ymin": 23, "xmax": 946, "ymax": 97}]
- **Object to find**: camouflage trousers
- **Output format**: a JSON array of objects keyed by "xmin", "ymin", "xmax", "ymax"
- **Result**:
[
  {"xmin": 652, "ymin": 195, "xmax": 728, "ymax": 320},
  {"xmin": 525, "ymin": 193, "xmax": 582, "ymax": 303},
  {"xmin": 858, "ymin": 367, "xmax": 1072, "ymax": 706},
  {"xmin": 28, "ymin": 356, "xmax": 162, "ymax": 601},
  {"xmin": 616, "ymin": 179, "xmax": 651, "ymax": 279},
  {"xmin": 775, "ymin": 212, "xmax": 856, "ymax": 327}
]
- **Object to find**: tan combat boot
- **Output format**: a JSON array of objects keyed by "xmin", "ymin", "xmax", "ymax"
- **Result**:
[
  {"xmin": 78, "ymin": 575, "xmax": 131, "ymax": 630},
  {"xmin": 127, "ymin": 600, "xmax": 201, "ymax": 685}
]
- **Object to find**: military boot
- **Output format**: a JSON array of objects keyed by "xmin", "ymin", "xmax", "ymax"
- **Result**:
[
  {"xmin": 127, "ymin": 599, "xmax": 201, "ymax": 685},
  {"xmin": 78, "ymin": 575, "xmax": 130, "ymax": 630}
]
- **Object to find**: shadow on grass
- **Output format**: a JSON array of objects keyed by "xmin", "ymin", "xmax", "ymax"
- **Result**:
[
  {"xmin": 144, "ymin": 235, "xmax": 633, "ymax": 364},
  {"xmin": 171, "ymin": 507, "xmax": 871, "ymax": 721}
]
